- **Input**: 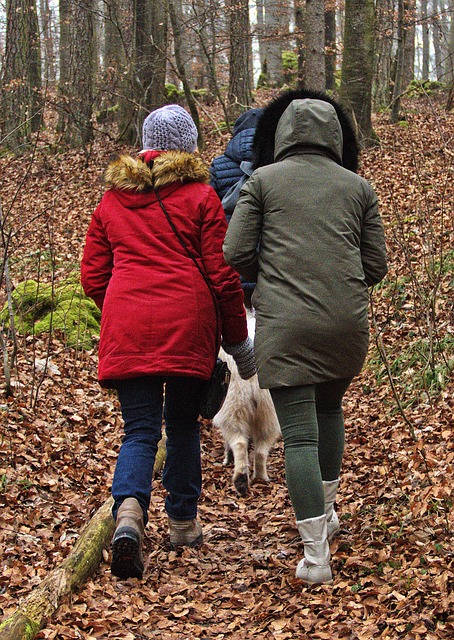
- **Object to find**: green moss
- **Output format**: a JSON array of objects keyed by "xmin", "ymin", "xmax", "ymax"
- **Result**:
[
  {"xmin": 165, "ymin": 83, "xmax": 182, "ymax": 101},
  {"xmin": 406, "ymin": 79, "xmax": 447, "ymax": 97},
  {"xmin": 1, "ymin": 276, "xmax": 101, "ymax": 349},
  {"xmin": 282, "ymin": 50, "xmax": 298, "ymax": 84},
  {"xmin": 0, "ymin": 280, "xmax": 54, "ymax": 332}
]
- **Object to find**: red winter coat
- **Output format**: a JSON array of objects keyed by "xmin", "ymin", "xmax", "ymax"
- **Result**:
[{"xmin": 81, "ymin": 151, "xmax": 247, "ymax": 386}]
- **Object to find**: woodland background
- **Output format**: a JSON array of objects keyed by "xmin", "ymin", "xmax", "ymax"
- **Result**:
[{"xmin": 0, "ymin": 0, "xmax": 453, "ymax": 638}]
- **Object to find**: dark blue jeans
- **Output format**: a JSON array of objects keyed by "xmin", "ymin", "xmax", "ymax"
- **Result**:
[{"xmin": 111, "ymin": 376, "xmax": 206, "ymax": 524}]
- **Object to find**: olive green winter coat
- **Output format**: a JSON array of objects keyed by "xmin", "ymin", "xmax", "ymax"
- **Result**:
[{"xmin": 223, "ymin": 99, "xmax": 388, "ymax": 389}]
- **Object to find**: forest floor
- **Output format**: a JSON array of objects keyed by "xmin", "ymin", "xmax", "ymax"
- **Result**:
[{"xmin": 0, "ymin": 93, "xmax": 453, "ymax": 639}]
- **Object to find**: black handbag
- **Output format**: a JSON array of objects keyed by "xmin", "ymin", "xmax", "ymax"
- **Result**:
[
  {"xmin": 199, "ymin": 357, "xmax": 231, "ymax": 420},
  {"xmin": 154, "ymin": 188, "xmax": 231, "ymax": 419}
]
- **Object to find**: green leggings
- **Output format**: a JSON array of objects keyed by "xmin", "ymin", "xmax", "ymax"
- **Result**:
[{"xmin": 270, "ymin": 378, "xmax": 352, "ymax": 521}]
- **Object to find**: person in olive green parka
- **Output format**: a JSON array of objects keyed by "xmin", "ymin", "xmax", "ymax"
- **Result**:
[{"xmin": 223, "ymin": 99, "xmax": 388, "ymax": 586}]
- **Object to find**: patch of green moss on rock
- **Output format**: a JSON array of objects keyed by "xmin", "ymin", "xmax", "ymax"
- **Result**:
[{"xmin": 1, "ymin": 277, "xmax": 101, "ymax": 349}]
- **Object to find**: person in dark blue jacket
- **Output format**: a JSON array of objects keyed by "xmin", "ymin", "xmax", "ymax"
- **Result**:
[
  {"xmin": 210, "ymin": 108, "xmax": 264, "ymax": 204},
  {"xmin": 210, "ymin": 108, "xmax": 264, "ymax": 307}
]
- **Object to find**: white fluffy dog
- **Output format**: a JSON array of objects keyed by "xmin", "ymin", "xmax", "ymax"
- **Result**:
[{"xmin": 212, "ymin": 310, "xmax": 281, "ymax": 496}]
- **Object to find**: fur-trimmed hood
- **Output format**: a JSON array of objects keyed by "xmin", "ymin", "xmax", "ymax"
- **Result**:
[
  {"xmin": 104, "ymin": 150, "xmax": 210, "ymax": 192},
  {"xmin": 252, "ymin": 88, "xmax": 359, "ymax": 173}
]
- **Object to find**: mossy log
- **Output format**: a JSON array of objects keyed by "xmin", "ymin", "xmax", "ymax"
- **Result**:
[
  {"xmin": 1, "ymin": 437, "xmax": 167, "ymax": 639},
  {"xmin": 0, "ymin": 497, "xmax": 115, "ymax": 640}
]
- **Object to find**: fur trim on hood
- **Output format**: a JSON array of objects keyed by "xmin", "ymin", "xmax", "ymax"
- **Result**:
[
  {"xmin": 104, "ymin": 151, "xmax": 210, "ymax": 192},
  {"xmin": 252, "ymin": 88, "xmax": 359, "ymax": 173}
]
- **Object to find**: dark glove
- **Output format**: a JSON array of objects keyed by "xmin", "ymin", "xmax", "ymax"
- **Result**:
[{"xmin": 222, "ymin": 337, "xmax": 256, "ymax": 380}]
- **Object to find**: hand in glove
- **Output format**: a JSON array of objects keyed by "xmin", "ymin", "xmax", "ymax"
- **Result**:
[{"xmin": 222, "ymin": 336, "xmax": 256, "ymax": 380}]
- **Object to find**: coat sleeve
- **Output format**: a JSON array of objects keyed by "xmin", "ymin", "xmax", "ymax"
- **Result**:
[
  {"xmin": 209, "ymin": 159, "xmax": 220, "ymax": 194},
  {"xmin": 200, "ymin": 187, "xmax": 248, "ymax": 346},
  {"xmin": 80, "ymin": 200, "xmax": 113, "ymax": 310},
  {"xmin": 360, "ymin": 185, "xmax": 388, "ymax": 287},
  {"xmin": 223, "ymin": 174, "xmax": 262, "ymax": 283}
]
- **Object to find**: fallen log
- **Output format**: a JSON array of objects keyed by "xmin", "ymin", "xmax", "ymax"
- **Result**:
[
  {"xmin": 1, "ymin": 434, "xmax": 168, "ymax": 640},
  {"xmin": 0, "ymin": 496, "xmax": 115, "ymax": 640}
]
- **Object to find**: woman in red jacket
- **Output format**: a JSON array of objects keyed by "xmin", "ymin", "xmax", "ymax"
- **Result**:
[{"xmin": 81, "ymin": 105, "xmax": 255, "ymax": 580}]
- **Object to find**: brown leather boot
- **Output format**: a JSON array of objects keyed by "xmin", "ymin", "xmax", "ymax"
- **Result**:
[
  {"xmin": 168, "ymin": 517, "xmax": 203, "ymax": 549},
  {"xmin": 111, "ymin": 497, "xmax": 145, "ymax": 579}
]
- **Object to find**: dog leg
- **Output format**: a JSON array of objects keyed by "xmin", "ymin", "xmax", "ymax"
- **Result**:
[
  {"xmin": 252, "ymin": 440, "xmax": 271, "ymax": 483},
  {"xmin": 223, "ymin": 443, "xmax": 234, "ymax": 466},
  {"xmin": 230, "ymin": 437, "xmax": 250, "ymax": 497}
]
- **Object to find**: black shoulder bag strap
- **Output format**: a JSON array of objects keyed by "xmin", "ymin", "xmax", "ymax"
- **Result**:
[{"xmin": 154, "ymin": 188, "xmax": 220, "ymax": 371}]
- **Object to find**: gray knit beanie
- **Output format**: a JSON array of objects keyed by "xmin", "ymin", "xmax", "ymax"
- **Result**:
[{"xmin": 142, "ymin": 104, "xmax": 198, "ymax": 153}]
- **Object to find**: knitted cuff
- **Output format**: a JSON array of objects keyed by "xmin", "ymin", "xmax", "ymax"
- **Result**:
[{"xmin": 222, "ymin": 337, "xmax": 256, "ymax": 380}]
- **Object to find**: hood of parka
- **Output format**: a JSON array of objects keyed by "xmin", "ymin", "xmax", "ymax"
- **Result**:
[
  {"xmin": 274, "ymin": 99, "xmax": 343, "ymax": 165},
  {"xmin": 103, "ymin": 150, "xmax": 210, "ymax": 192},
  {"xmin": 252, "ymin": 88, "xmax": 359, "ymax": 172}
]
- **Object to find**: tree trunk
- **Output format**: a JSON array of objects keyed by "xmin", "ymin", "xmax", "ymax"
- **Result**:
[
  {"xmin": 0, "ymin": 0, "xmax": 42, "ymax": 149},
  {"xmin": 340, "ymin": 0, "xmax": 378, "ymax": 146},
  {"xmin": 168, "ymin": 0, "xmax": 204, "ymax": 148},
  {"xmin": 227, "ymin": 0, "xmax": 253, "ymax": 120},
  {"xmin": 57, "ymin": 0, "xmax": 95, "ymax": 148},
  {"xmin": 103, "ymin": 0, "xmax": 135, "ymax": 137},
  {"xmin": 325, "ymin": 3, "xmax": 337, "ymax": 91},
  {"xmin": 295, "ymin": 0, "xmax": 305, "ymax": 87},
  {"xmin": 391, "ymin": 0, "xmax": 406, "ymax": 122},
  {"xmin": 421, "ymin": 0, "xmax": 430, "ymax": 81},
  {"xmin": 402, "ymin": 0, "xmax": 416, "ymax": 89},
  {"xmin": 39, "ymin": 0, "xmax": 57, "ymax": 85},
  {"xmin": 444, "ymin": 1, "xmax": 454, "ymax": 111},
  {"xmin": 263, "ymin": 0, "xmax": 290, "ymax": 86},
  {"xmin": 57, "ymin": 0, "xmax": 72, "ymax": 134},
  {"xmin": 432, "ymin": 0, "xmax": 444, "ymax": 79},
  {"xmin": 373, "ymin": 0, "xmax": 394, "ymax": 109},
  {"xmin": 73, "ymin": 0, "xmax": 96, "ymax": 145},
  {"xmin": 0, "ymin": 498, "xmax": 115, "ymax": 640},
  {"xmin": 131, "ymin": 0, "xmax": 168, "ymax": 145},
  {"xmin": 301, "ymin": 0, "xmax": 326, "ymax": 91}
]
